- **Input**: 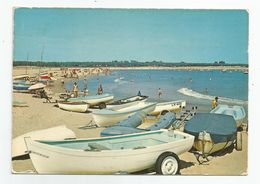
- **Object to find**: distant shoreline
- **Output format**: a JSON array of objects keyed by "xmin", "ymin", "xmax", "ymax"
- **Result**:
[{"xmin": 14, "ymin": 65, "xmax": 248, "ymax": 71}]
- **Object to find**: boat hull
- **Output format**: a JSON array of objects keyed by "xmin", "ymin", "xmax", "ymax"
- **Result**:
[
  {"xmin": 92, "ymin": 102, "xmax": 156, "ymax": 127},
  {"xmin": 58, "ymin": 102, "xmax": 89, "ymax": 113},
  {"xmin": 68, "ymin": 94, "xmax": 114, "ymax": 106},
  {"xmin": 12, "ymin": 125, "xmax": 76, "ymax": 158},
  {"xmin": 193, "ymin": 131, "xmax": 234, "ymax": 155},
  {"xmin": 25, "ymin": 130, "xmax": 194, "ymax": 174}
]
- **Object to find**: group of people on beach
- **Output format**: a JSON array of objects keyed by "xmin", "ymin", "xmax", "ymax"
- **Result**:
[{"xmin": 70, "ymin": 80, "xmax": 103, "ymax": 98}]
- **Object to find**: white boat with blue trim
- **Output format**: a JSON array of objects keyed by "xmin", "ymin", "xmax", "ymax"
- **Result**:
[
  {"xmin": 92, "ymin": 102, "xmax": 157, "ymax": 126},
  {"xmin": 25, "ymin": 129, "xmax": 194, "ymax": 174}
]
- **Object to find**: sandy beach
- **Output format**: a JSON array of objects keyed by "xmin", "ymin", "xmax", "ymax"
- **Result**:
[{"xmin": 12, "ymin": 66, "xmax": 248, "ymax": 175}]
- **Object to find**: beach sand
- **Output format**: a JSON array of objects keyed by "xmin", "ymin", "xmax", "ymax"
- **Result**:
[{"xmin": 12, "ymin": 67, "xmax": 248, "ymax": 175}]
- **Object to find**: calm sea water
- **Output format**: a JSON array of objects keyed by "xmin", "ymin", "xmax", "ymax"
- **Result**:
[{"xmin": 66, "ymin": 69, "xmax": 248, "ymax": 110}]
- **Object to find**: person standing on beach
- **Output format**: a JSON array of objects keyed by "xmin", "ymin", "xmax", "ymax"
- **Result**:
[
  {"xmin": 97, "ymin": 84, "xmax": 103, "ymax": 95},
  {"xmin": 72, "ymin": 82, "xmax": 79, "ymax": 98},
  {"xmin": 83, "ymin": 78, "xmax": 88, "ymax": 96},
  {"xmin": 212, "ymin": 96, "xmax": 218, "ymax": 109},
  {"xmin": 158, "ymin": 88, "xmax": 162, "ymax": 99}
]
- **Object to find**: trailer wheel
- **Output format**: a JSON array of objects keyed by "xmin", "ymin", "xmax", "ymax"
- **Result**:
[
  {"xmin": 161, "ymin": 110, "xmax": 169, "ymax": 116},
  {"xmin": 99, "ymin": 103, "xmax": 106, "ymax": 109},
  {"xmin": 155, "ymin": 152, "xmax": 180, "ymax": 175},
  {"xmin": 236, "ymin": 131, "xmax": 242, "ymax": 151}
]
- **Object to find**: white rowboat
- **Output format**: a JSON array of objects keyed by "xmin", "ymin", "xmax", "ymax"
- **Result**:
[
  {"xmin": 12, "ymin": 125, "xmax": 76, "ymax": 158},
  {"xmin": 28, "ymin": 83, "xmax": 46, "ymax": 90},
  {"xmin": 25, "ymin": 129, "xmax": 194, "ymax": 174},
  {"xmin": 68, "ymin": 93, "xmax": 114, "ymax": 106},
  {"xmin": 92, "ymin": 102, "xmax": 157, "ymax": 127},
  {"xmin": 58, "ymin": 101, "xmax": 89, "ymax": 113}
]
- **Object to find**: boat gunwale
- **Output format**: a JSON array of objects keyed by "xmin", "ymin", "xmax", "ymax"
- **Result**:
[{"xmin": 108, "ymin": 95, "xmax": 148, "ymax": 105}]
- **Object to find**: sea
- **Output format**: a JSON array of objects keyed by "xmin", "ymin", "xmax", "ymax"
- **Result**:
[{"xmin": 66, "ymin": 69, "xmax": 248, "ymax": 112}]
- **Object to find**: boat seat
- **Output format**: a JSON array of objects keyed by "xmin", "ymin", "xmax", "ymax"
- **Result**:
[{"xmin": 88, "ymin": 143, "xmax": 111, "ymax": 150}]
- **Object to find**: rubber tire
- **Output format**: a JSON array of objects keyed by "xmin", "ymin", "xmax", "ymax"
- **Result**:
[
  {"xmin": 99, "ymin": 103, "xmax": 106, "ymax": 109},
  {"xmin": 155, "ymin": 152, "xmax": 180, "ymax": 175},
  {"xmin": 236, "ymin": 131, "xmax": 242, "ymax": 151},
  {"xmin": 161, "ymin": 110, "xmax": 169, "ymax": 116}
]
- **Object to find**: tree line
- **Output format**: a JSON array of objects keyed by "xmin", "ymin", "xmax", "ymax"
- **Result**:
[{"xmin": 13, "ymin": 60, "xmax": 248, "ymax": 68}]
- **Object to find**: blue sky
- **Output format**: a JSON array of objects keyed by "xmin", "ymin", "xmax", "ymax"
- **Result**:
[{"xmin": 14, "ymin": 9, "xmax": 248, "ymax": 63}]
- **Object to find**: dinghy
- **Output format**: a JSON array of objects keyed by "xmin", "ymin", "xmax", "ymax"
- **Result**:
[
  {"xmin": 210, "ymin": 105, "xmax": 246, "ymax": 128},
  {"xmin": 92, "ymin": 102, "xmax": 157, "ymax": 127},
  {"xmin": 101, "ymin": 112, "xmax": 176, "ymax": 137},
  {"xmin": 68, "ymin": 93, "xmax": 114, "ymax": 108},
  {"xmin": 28, "ymin": 83, "xmax": 46, "ymax": 90},
  {"xmin": 12, "ymin": 125, "xmax": 76, "ymax": 158},
  {"xmin": 106, "ymin": 95, "xmax": 148, "ymax": 109},
  {"xmin": 58, "ymin": 101, "xmax": 89, "ymax": 113},
  {"xmin": 13, "ymin": 83, "xmax": 30, "ymax": 91},
  {"xmin": 13, "ymin": 74, "xmax": 29, "ymax": 80},
  {"xmin": 13, "ymin": 100, "xmax": 28, "ymax": 107},
  {"xmin": 25, "ymin": 129, "xmax": 194, "ymax": 174},
  {"xmin": 184, "ymin": 113, "xmax": 237, "ymax": 156},
  {"xmin": 150, "ymin": 100, "xmax": 186, "ymax": 116}
]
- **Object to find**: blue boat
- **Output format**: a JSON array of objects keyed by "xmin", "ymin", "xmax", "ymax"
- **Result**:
[
  {"xmin": 184, "ymin": 113, "xmax": 237, "ymax": 155},
  {"xmin": 101, "ymin": 112, "xmax": 176, "ymax": 137},
  {"xmin": 13, "ymin": 83, "xmax": 30, "ymax": 91}
]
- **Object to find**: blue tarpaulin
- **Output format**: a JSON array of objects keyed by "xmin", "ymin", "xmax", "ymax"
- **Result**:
[{"xmin": 184, "ymin": 113, "xmax": 237, "ymax": 143}]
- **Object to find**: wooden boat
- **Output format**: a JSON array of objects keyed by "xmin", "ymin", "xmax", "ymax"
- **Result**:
[
  {"xmin": 12, "ymin": 125, "xmax": 76, "ymax": 158},
  {"xmin": 210, "ymin": 104, "xmax": 246, "ymax": 128},
  {"xmin": 92, "ymin": 102, "xmax": 157, "ymax": 127},
  {"xmin": 184, "ymin": 113, "xmax": 237, "ymax": 156},
  {"xmin": 149, "ymin": 100, "xmax": 186, "ymax": 116},
  {"xmin": 101, "ymin": 112, "xmax": 176, "ymax": 137},
  {"xmin": 25, "ymin": 129, "xmax": 194, "ymax": 174},
  {"xmin": 58, "ymin": 101, "xmax": 89, "ymax": 113},
  {"xmin": 106, "ymin": 95, "xmax": 148, "ymax": 109},
  {"xmin": 68, "ymin": 93, "xmax": 114, "ymax": 107}
]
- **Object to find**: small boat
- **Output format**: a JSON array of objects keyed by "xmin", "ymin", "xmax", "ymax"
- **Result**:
[
  {"xmin": 13, "ymin": 83, "xmax": 30, "ymax": 91},
  {"xmin": 210, "ymin": 105, "xmax": 246, "ymax": 128},
  {"xmin": 68, "ymin": 93, "xmax": 114, "ymax": 107},
  {"xmin": 25, "ymin": 129, "xmax": 194, "ymax": 174},
  {"xmin": 58, "ymin": 101, "xmax": 89, "ymax": 113},
  {"xmin": 13, "ymin": 74, "xmax": 29, "ymax": 80},
  {"xmin": 12, "ymin": 125, "xmax": 76, "ymax": 158},
  {"xmin": 13, "ymin": 100, "xmax": 28, "ymax": 107},
  {"xmin": 149, "ymin": 100, "xmax": 186, "ymax": 116},
  {"xmin": 106, "ymin": 95, "xmax": 148, "ymax": 109},
  {"xmin": 92, "ymin": 102, "xmax": 157, "ymax": 127},
  {"xmin": 101, "ymin": 112, "xmax": 176, "ymax": 137},
  {"xmin": 28, "ymin": 83, "xmax": 46, "ymax": 90},
  {"xmin": 184, "ymin": 113, "xmax": 237, "ymax": 156}
]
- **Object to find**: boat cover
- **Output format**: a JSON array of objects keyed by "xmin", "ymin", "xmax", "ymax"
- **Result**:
[
  {"xmin": 184, "ymin": 113, "xmax": 237, "ymax": 143},
  {"xmin": 210, "ymin": 104, "xmax": 246, "ymax": 121},
  {"xmin": 100, "ymin": 112, "xmax": 176, "ymax": 137}
]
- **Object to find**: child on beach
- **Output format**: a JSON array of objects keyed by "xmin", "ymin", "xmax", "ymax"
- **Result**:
[{"xmin": 212, "ymin": 96, "xmax": 218, "ymax": 109}]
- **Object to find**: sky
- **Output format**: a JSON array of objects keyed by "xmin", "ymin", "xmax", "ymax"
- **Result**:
[{"xmin": 13, "ymin": 8, "xmax": 248, "ymax": 64}]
